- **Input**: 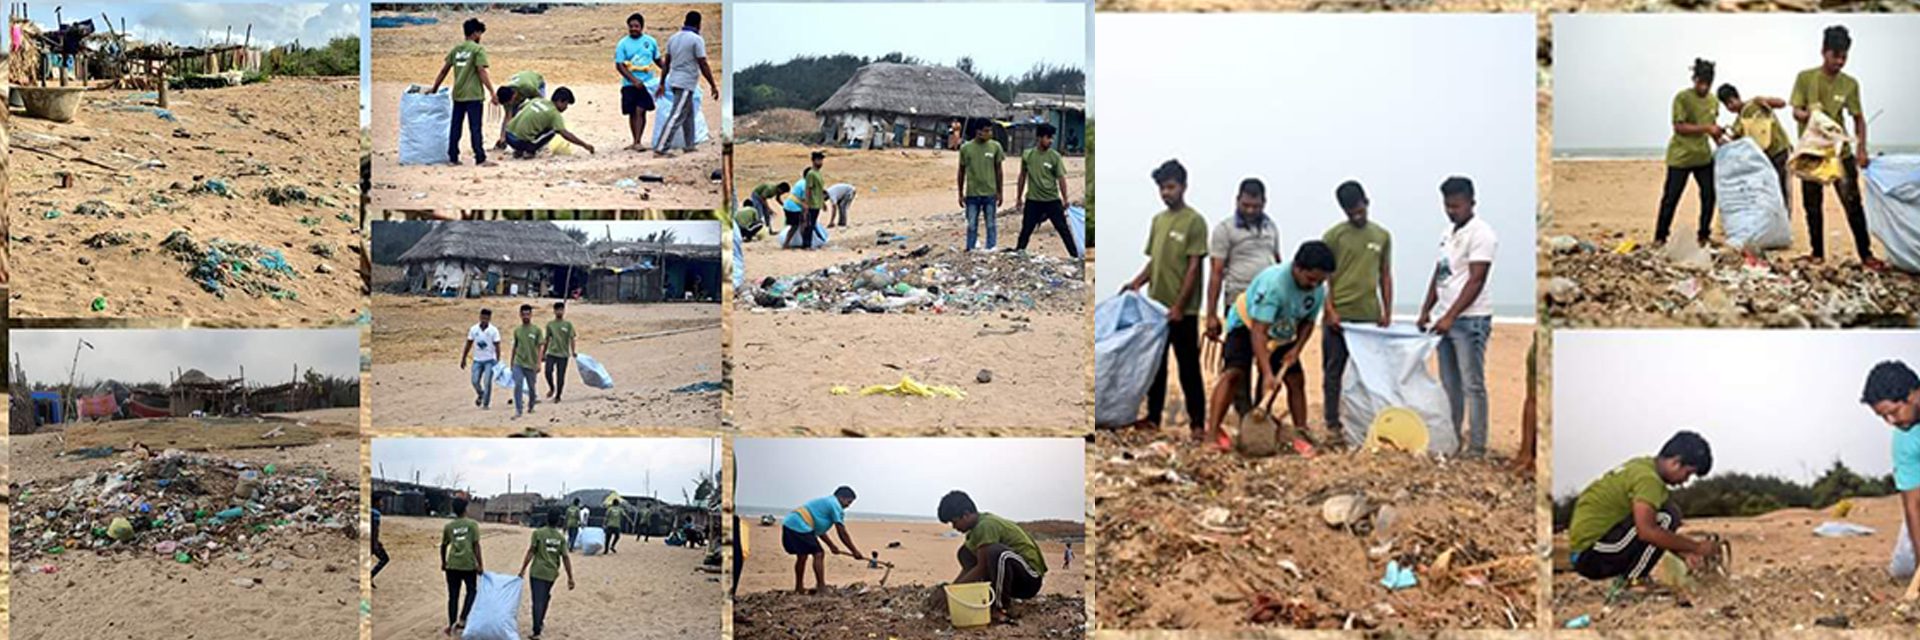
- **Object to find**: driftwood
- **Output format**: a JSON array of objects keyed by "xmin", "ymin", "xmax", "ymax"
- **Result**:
[
  {"xmin": 598, "ymin": 324, "xmax": 720, "ymax": 344},
  {"xmin": 8, "ymin": 141, "xmax": 131, "ymax": 175}
]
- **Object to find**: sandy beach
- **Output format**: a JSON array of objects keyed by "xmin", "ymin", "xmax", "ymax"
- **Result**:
[
  {"xmin": 1553, "ymin": 494, "xmax": 1920, "ymax": 631},
  {"xmin": 8, "ymin": 409, "xmax": 361, "ymax": 640},
  {"xmin": 369, "ymin": 4, "xmax": 723, "ymax": 210},
  {"xmin": 8, "ymin": 79, "xmax": 366, "ymax": 324},
  {"xmin": 370, "ymin": 294, "xmax": 721, "ymax": 429},
  {"xmin": 734, "ymin": 518, "xmax": 1084, "ymax": 598},
  {"xmin": 372, "ymin": 516, "xmax": 722, "ymax": 639},
  {"xmin": 732, "ymin": 142, "xmax": 1089, "ymax": 433}
]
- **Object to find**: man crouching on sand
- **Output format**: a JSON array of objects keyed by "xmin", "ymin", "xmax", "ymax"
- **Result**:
[
  {"xmin": 939, "ymin": 490, "xmax": 1047, "ymax": 623},
  {"xmin": 1566, "ymin": 431, "xmax": 1721, "ymax": 586},
  {"xmin": 783, "ymin": 486, "xmax": 866, "ymax": 593},
  {"xmin": 504, "ymin": 87, "xmax": 597, "ymax": 159},
  {"xmin": 1861, "ymin": 361, "xmax": 1920, "ymax": 598}
]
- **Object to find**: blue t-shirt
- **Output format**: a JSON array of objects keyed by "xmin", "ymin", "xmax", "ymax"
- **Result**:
[
  {"xmin": 781, "ymin": 496, "xmax": 845, "ymax": 536},
  {"xmin": 1224, "ymin": 262, "xmax": 1326, "ymax": 343},
  {"xmin": 1893, "ymin": 425, "xmax": 1920, "ymax": 492},
  {"xmin": 614, "ymin": 34, "xmax": 660, "ymax": 87}
]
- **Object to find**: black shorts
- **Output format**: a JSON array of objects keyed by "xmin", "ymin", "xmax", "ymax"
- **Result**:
[
  {"xmin": 621, "ymin": 85, "xmax": 654, "ymax": 115},
  {"xmin": 1223, "ymin": 327, "xmax": 1301, "ymax": 377},
  {"xmin": 784, "ymin": 209, "xmax": 804, "ymax": 230},
  {"xmin": 781, "ymin": 526, "xmax": 822, "ymax": 556}
]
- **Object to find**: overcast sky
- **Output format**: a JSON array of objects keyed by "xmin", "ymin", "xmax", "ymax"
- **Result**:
[
  {"xmin": 372, "ymin": 438, "xmax": 718, "ymax": 501},
  {"xmin": 1094, "ymin": 14, "xmax": 1537, "ymax": 318},
  {"xmin": 734, "ymin": 438, "xmax": 1084, "ymax": 521},
  {"xmin": 734, "ymin": 2, "xmax": 1085, "ymax": 78},
  {"xmin": 1554, "ymin": 15, "xmax": 1920, "ymax": 155},
  {"xmin": 553, "ymin": 220, "xmax": 721, "ymax": 245},
  {"xmin": 22, "ymin": 2, "xmax": 357, "ymax": 49},
  {"xmin": 1552, "ymin": 330, "xmax": 1920, "ymax": 497},
  {"xmin": 14, "ymin": 329, "xmax": 359, "ymax": 387}
]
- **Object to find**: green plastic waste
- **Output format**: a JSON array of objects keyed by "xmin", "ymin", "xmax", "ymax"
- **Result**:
[
  {"xmin": 264, "ymin": 464, "xmax": 278, "ymax": 476},
  {"xmin": 108, "ymin": 517, "xmax": 135, "ymax": 541},
  {"xmin": 174, "ymin": 551, "xmax": 192, "ymax": 564},
  {"xmin": 90, "ymin": 297, "xmax": 107, "ymax": 312},
  {"xmin": 46, "ymin": 545, "xmax": 66, "ymax": 555}
]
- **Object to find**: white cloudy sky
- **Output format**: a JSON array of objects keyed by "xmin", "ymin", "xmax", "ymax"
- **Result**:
[
  {"xmin": 553, "ymin": 220, "xmax": 721, "ymax": 245},
  {"xmin": 14, "ymin": 329, "xmax": 360, "ymax": 387},
  {"xmin": 734, "ymin": 2, "xmax": 1086, "ymax": 78},
  {"xmin": 1552, "ymin": 330, "xmax": 1920, "ymax": 497},
  {"xmin": 1554, "ymin": 15, "xmax": 1920, "ymax": 154},
  {"xmin": 23, "ymin": 2, "xmax": 358, "ymax": 49},
  {"xmin": 1094, "ymin": 14, "xmax": 1538, "ymax": 317},
  {"xmin": 734, "ymin": 438, "xmax": 1085, "ymax": 521},
  {"xmin": 372, "ymin": 438, "xmax": 719, "ymax": 501}
]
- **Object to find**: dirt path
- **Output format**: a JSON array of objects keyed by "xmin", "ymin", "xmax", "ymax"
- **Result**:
[
  {"xmin": 369, "ymin": 5, "xmax": 723, "ymax": 211},
  {"xmin": 1092, "ymin": 428, "xmax": 1538, "ymax": 631},
  {"xmin": 8, "ymin": 80, "xmax": 366, "ymax": 324},
  {"xmin": 371, "ymin": 295, "xmax": 721, "ymax": 428},
  {"xmin": 372, "ymin": 516, "xmax": 722, "ymax": 639},
  {"xmin": 1551, "ymin": 494, "xmax": 1920, "ymax": 631}
]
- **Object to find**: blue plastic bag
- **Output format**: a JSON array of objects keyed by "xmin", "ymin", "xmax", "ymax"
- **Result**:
[
  {"xmin": 491, "ymin": 361, "xmax": 515, "ymax": 390},
  {"xmin": 777, "ymin": 222, "xmax": 830, "ymax": 248},
  {"xmin": 575, "ymin": 354, "xmax": 614, "ymax": 389},
  {"xmin": 399, "ymin": 86, "xmax": 452, "ymax": 166},
  {"xmin": 1094, "ymin": 292, "xmax": 1168, "ymax": 428},
  {"xmin": 459, "ymin": 572, "xmax": 523, "ymax": 640},
  {"xmin": 651, "ymin": 88, "xmax": 710, "ymax": 149},
  {"xmin": 1066, "ymin": 205, "xmax": 1087, "ymax": 256},
  {"xmin": 731, "ymin": 222, "xmax": 746, "ymax": 289}
]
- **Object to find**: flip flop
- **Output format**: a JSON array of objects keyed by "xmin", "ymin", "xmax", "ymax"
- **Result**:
[
  {"xmin": 1211, "ymin": 431, "xmax": 1234, "ymax": 452},
  {"xmin": 1291, "ymin": 438, "xmax": 1317, "ymax": 458}
]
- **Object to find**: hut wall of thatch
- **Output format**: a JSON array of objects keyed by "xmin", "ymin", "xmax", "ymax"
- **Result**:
[
  {"xmin": 396, "ymin": 222, "xmax": 595, "ymax": 298},
  {"xmin": 814, "ymin": 63, "xmax": 1007, "ymax": 150}
]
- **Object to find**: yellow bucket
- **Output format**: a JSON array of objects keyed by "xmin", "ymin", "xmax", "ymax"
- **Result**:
[
  {"xmin": 1365, "ymin": 407, "xmax": 1429, "ymax": 453},
  {"xmin": 944, "ymin": 582, "xmax": 994, "ymax": 628}
]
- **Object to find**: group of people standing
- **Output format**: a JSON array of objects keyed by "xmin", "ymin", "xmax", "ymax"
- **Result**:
[
  {"xmin": 1119, "ymin": 160, "xmax": 1501, "ymax": 456},
  {"xmin": 1657, "ymin": 24, "xmax": 1884, "ymax": 270},
  {"xmin": 429, "ymin": 11, "xmax": 717, "ymax": 164},
  {"xmin": 460, "ymin": 302, "xmax": 578, "ymax": 418}
]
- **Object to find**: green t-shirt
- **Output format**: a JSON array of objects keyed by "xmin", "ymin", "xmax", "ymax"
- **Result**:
[
  {"xmin": 442, "ymin": 518, "xmax": 481, "ymax": 571},
  {"xmin": 528, "ymin": 527, "xmax": 566, "ymax": 582},
  {"xmin": 1322, "ymin": 221, "xmax": 1392, "ymax": 323},
  {"xmin": 1145, "ymin": 206, "xmax": 1210, "ymax": 314},
  {"xmin": 544, "ymin": 319, "xmax": 575, "ymax": 358},
  {"xmin": 512, "ymin": 323, "xmax": 544, "ymax": 369},
  {"xmin": 606, "ymin": 505, "xmax": 626, "ymax": 532},
  {"xmin": 964, "ymin": 513, "xmax": 1046, "ymax": 577},
  {"xmin": 1667, "ymin": 88, "xmax": 1717, "ymax": 169},
  {"xmin": 1567, "ymin": 457, "xmax": 1672, "ymax": 553},
  {"xmin": 507, "ymin": 70, "xmax": 543, "ymax": 100},
  {"xmin": 959, "ymin": 139, "xmax": 1005, "ymax": 198},
  {"xmin": 445, "ymin": 41, "xmax": 489, "ymax": 103},
  {"xmin": 565, "ymin": 507, "xmax": 581, "ymax": 528},
  {"xmin": 1737, "ymin": 100, "xmax": 1793, "ymax": 158},
  {"xmin": 803, "ymin": 169, "xmax": 826, "ymax": 209},
  {"xmin": 1791, "ymin": 68, "xmax": 1862, "ymax": 134},
  {"xmin": 752, "ymin": 183, "xmax": 782, "ymax": 201},
  {"xmin": 1021, "ymin": 147, "xmax": 1066, "ymax": 203},
  {"xmin": 735, "ymin": 206, "xmax": 759, "ymax": 231},
  {"xmin": 506, "ymin": 98, "xmax": 568, "ymax": 141}
]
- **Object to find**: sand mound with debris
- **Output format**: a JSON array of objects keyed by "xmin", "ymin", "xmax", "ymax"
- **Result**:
[
  {"xmin": 739, "ymin": 243, "xmax": 1085, "ymax": 315},
  {"xmin": 12, "ymin": 448, "xmax": 359, "ymax": 565},
  {"xmin": 733, "ymin": 584, "xmax": 1085, "ymax": 639},
  {"xmin": 1093, "ymin": 429, "xmax": 1537, "ymax": 631},
  {"xmin": 1545, "ymin": 236, "xmax": 1920, "ymax": 328}
]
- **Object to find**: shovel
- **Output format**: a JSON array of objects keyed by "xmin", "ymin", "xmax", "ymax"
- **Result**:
[{"xmin": 1235, "ymin": 384, "xmax": 1314, "ymax": 458}]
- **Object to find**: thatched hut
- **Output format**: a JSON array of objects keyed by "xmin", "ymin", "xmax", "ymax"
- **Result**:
[
  {"xmin": 584, "ymin": 240, "xmax": 723, "ymax": 303},
  {"xmin": 169, "ymin": 368, "xmax": 244, "ymax": 416},
  {"xmin": 815, "ymin": 63, "xmax": 1006, "ymax": 150},
  {"xmin": 1009, "ymin": 92, "xmax": 1086, "ymax": 155},
  {"xmin": 395, "ymin": 222, "xmax": 595, "ymax": 298}
]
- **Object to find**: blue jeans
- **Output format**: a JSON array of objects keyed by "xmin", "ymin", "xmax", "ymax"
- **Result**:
[
  {"xmin": 513, "ymin": 365, "xmax": 538, "ymax": 415},
  {"xmin": 1437, "ymin": 315, "xmax": 1492, "ymax": 455},
  {"xmin": 964, "ymin": 196, "xmax": 998, "ymax": 251},
  {"xmin": 469, "ymin": 360, "xmax": 495, "ymax": 407},
  {"xmin": 448, "ymin": 99, "xmax": 486, "ymax": 163}
]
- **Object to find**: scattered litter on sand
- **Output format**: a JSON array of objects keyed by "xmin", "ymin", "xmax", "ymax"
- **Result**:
[
  {"xmin": 733, "ymin": 584, "xmax": 1085, "ymax": 639},
  {"xmin": 741, "ymin": 244, "xmax": 1085, "ymax": 315},
  {"xmin": 1545, "ymin": 234, "xmax": 1920, "ymax": 327},
  {"xmin": 161, "ymin": 230, "xmax": 302, "ymax": 297},
  {"xmin": 1093, "ymin": 429, "xmax": 1536, "ymax": 630},
  {"xmin": 11, "ymin": 449, "xmax": 359, "ymax": 565},
  {"xmin": 855, "ymin": 375, "xmax": 967, "ymax": 399}
]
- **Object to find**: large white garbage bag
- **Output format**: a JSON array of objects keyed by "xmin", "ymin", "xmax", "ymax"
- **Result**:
[
  {"xmin": 1715, "ymin": 138, "xmax": 1792, "ymax": 251},
  {"xmin": 399, "ymin": 85, "xmax": 452, "ymax": 166},
  {"xmin": 1094, "ymin": 292, "xmax": 1168, "ymax": 428},
  {"xmin": 576, "ymin": 526, "xmax": 608, "ymax": 556},
  {"xmin": 1337, "ymin": 325, "xmax": 1458, "ymax": 455},
  {"xmin": 459, "ymin": 572, "xmax": 524, "ymax": 640},
  {"xmin": 1863, "ymin": 154, "xmax": 1920, "ymax": 274}
]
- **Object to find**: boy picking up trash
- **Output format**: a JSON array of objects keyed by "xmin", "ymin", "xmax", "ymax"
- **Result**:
[
  {"xmin": 783, "ymin": 486, "xmax": 866, "ymax": 593},
  {"xmin": 1203, "ymin": 240, "xmax": 1336, "ymax": 453},
  {"xmin": 1860, "ymin": 361, "xmax": 1920, "ymax": 598},
  {"xmin": 1566, "ymin": 431, "xmax": 1721, "ymax": 586},
  {"xmin": 938, "ymin": 490, "xmax": 1047, "ymax": 624}
]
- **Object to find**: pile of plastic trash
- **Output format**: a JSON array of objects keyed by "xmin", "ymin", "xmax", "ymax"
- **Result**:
[
  {"xmin": 741, "ymin": 245, "xmax": 1086, "ymax": 315},
  {"xmin": 11, "ymin": 448, "xmax": 359, "ymax": 564},
  {"xmin": 161, "ymin": 230, "xmax": 303, "ymax": 298}
]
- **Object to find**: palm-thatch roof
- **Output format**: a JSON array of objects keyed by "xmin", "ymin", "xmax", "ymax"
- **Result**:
[
  {"xmin": 396, "ymin": 222, "xmax": 594, "ymax": 268},
  {"xmin": 587, "ymin": 240, "xmax": 723, "ymax": 271},
  {"xmin": 815, "ymin": 63, "xmax": 1006, "ymax": 120}
]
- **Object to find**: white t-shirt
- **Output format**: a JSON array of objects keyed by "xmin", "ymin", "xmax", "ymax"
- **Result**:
[
  {"xmin": 665, "ymin": 29, "xmax": 707, "ymax": 91},
  {"xmin": 1433, "ymin": 215, "xmax": 1497, "ymax": 319},
  {"xmin": 468, "ymin": 323, "xmax": 502, "ymax": 362}
]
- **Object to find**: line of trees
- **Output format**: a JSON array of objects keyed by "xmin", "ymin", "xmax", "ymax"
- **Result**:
[
  {"xmin": 734, "ymin": 52, "xmax": 1084, "ymax": 116},
  {"xmin": 1552, "ymin": 459, "xmax": 1899, "ymax": 529},
  {"xmin": 266, "ymin": 36, "xmax": 360, "ymax": 77}
]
